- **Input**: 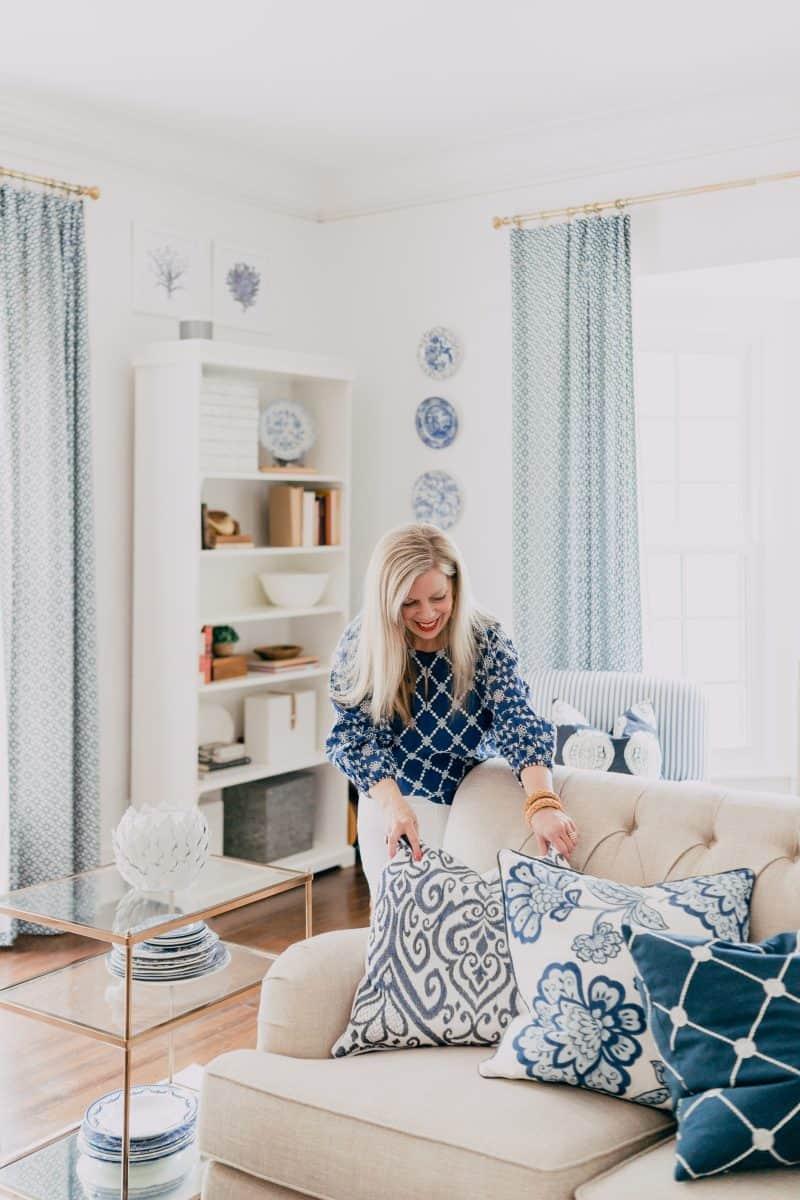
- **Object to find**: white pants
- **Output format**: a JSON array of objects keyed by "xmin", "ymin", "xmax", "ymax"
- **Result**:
[{"xmin": 357, "ymin": 792, "xmax": 451, "ymax": 901}]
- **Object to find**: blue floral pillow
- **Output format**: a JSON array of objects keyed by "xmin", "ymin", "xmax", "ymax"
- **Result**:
[
  {"xmin": 626, "ymin": 927, "xmax": 800, "ymax": 1180},
  {"xmin": 332, "ymin": 845, "xmax": 520, "ymax": 1056},
  {"xmin": 480, "ymin": 849, "xmax": 755, "ymax": 1107}
]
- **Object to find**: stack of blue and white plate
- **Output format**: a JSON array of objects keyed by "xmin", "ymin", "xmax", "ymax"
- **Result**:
[
  {"xmin": 107, "ymin": 921, "xmax": 230, "ymax": 983},
  {"xmin": 76, "ymin": 1083, "xmax": 198, "ymax": 1198}
]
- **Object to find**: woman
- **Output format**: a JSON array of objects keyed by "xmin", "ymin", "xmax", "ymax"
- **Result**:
[{"xmin": 325, "ymin": 522, "xmax": 577, "ymax": 898}]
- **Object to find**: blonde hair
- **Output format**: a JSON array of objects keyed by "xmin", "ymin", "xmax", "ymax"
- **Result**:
[{"xmin": 333, "ymin": 522, "xmax": 496, "ymax": 724}]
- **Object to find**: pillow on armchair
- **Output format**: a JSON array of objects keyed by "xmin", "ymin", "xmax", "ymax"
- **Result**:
[{"xmin": 552, "ymin": 698, "xmax": 662, "ymax": 779}]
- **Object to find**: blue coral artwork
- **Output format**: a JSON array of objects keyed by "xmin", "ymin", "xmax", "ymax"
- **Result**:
[
  {"xmin": 212, "ymin": 240, "xmax": 269, "ymax": 332},
  {"xmin": 132, "ymin": 223, "xmax": 210, "ymax": 318},
  {"xmin": 415, "ymin": 396, "xmax": 459, "ymax": 449}
]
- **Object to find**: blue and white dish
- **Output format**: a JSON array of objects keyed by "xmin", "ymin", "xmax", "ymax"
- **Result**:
[
  {"xmin": 106, "ymin": 922, "xmax": 230, "ymax": 983},
  {"xmin": 259, "ymin": 400, "xmax": 316, "ymax": 462},
  {"xmin": 411, "ymin": 470, "xmax": 463, "ymax": 529},
  {"xmin": 415, "ymin": 396, "xmax": 459, "ymax": 449},
  {"xmin": 76, "ymin": 1141, "xmax": 197, "ymax": 1198},
  {"xmin": 83, "ymin": 1083, "xmax": 197, "ymax": 1149},
  {"xmin": 418, "ymin": 327, "xmax": 461, "ymax": 379}
]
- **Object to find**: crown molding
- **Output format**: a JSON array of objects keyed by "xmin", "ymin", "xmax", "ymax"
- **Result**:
[
  {"xmin": 313, "ymin": 89, "xmax": 800, "ymax": 221},
  {"xmin": 1, "ymin": 86, "xmax": 799, "ymax": 225},
  {"xmin": 0, "ymin": 91, "xmax": 324, "ymax": 220}
]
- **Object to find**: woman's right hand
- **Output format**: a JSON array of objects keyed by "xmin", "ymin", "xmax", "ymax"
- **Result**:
[{"xmin": 385, "ymin": 798, "xmax": 423, "ymax": 862}]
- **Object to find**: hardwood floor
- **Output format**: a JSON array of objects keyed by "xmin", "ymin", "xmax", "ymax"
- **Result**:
[{"xmin": 0, "ymin": 864, "xmax": 369, "ymax": 1162}]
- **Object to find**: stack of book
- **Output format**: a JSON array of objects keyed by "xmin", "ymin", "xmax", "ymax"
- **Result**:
[
  {"xmin": 248, "ymin": 653, "xmax": 320, "ymax": 674},
  {"xmin": 199, "ymin": 374, "xmax": 259, "ymax": 475},
  {"xmin": 198, "ymin": 742, "xmax": 252, "ymax": 774},
  {"xmin": 268, "ymin": 484, "xmax": 342, "ymax": 547}
]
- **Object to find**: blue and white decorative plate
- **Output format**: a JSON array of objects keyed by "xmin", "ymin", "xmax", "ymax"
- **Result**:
[
  {"xmin": 418, "ymin": 327, "xmax": 461, "ymax": 379},
  {"xmin": 83, "ymin": 1083, "xmax": 198, "ymax": 1146},
  {"xmin": 415, "ymin": 396, "xmax": 459, "ymax": 449},
  {"xmin": 259, "ymin": 401, "xmax": 316, "ymax": 462},
  {"xmin": 411, "ymin": 470, "xmax": 463, "ymax": 529}
]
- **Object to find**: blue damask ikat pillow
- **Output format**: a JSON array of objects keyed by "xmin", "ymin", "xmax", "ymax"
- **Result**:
[
  {"xmin": 331, "ymin": 845, "xmax": 520, "ymax": 1056},
  {"xmin": 626, "ymin": 927, "xmax": 800, "ymax": 1181},
  {"xmin": 479, "ymin": 849, "xmax": 755, "ymax": 1108}
]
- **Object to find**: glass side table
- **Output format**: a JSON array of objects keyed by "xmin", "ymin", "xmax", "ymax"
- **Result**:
[{"xmin": 0, "ymin": 855, "xmax": 312, "ymax": 1200}]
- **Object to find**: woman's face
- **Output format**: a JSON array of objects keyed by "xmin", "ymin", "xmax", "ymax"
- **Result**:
[{"xmin": 400, "ymin": 568, "xmax": 454, "ymax": 646}]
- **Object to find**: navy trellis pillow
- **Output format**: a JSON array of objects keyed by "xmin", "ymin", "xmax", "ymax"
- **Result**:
[
  {"xmin": 480, "ymin": 849, "xmax": 754, "ymax": 1107},
  {"xmin": 331, "ymin": 845, "xmax": 520, "ymax": 1056},
  {"xmin": 626, "ymin": 927, "xmax": 800, "ymax": 1180}
]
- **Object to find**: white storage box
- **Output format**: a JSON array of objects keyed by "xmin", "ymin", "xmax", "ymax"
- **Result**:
[{"xmin": 244, "ymin": 690, "xmax": 317, "ymax": 768}]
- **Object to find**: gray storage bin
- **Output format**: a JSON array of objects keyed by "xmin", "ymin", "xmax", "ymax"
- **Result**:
[{"xmin": 223, "ymin": 770, "xmax": 314, "ymax": 863}]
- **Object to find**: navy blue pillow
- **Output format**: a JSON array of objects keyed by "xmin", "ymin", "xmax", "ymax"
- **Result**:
[{"xmin": 625, "ymin": 926, "xmax": 800, "ymax": 1181}]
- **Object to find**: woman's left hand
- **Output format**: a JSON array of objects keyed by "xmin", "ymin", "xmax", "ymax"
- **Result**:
[{"xmin": 529, "ymin": 808, "xmax": 578, "ymax": 860}]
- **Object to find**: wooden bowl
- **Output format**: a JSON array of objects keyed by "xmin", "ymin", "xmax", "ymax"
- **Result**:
[{"xmin": 253, "ymin": 643, "xmax": 303, "ymax": 661}]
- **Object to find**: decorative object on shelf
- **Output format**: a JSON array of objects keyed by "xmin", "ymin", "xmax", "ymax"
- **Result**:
[
  {"xmin": 198, "ymin": 703, "xmax": 235, "ymax": 746},
  {"xmin": 268, "ymin": 483, "xmax": 340, "ymax": 546},
  {"xmin": 132, "ymin": 224, "xmax": 210, "ymax": 318},
  {"xmin": 199, "ymin": 373, "xmax": 260, "ymax": 475},
  {"xmin": 111, "ymin": 892, "xmax": 177, "ymax": 936},
  {"xmin": 224, "ymin": 771, "xmax": 315, "ymax": 863},
  {"xmin": 415, "ymin": 396, "xmax": 459, "ymax": 449},
  {"xmin": 106, "ymin": 921, "xmax": 230, "ymax": 983},
  {"xmin": 258, "ymin": 571, "xmax": 329, "ymax": 608},
  {"xmin": 179, "ymin": 316, "xmax": 213, "ymax": 340},
  {"xmin": 198, "ymin": 742, "xmax": 251, "ymax": 773},
  {"xmin": 211, "ymin": 625, "xmax": 240, "ymax": 658},
  {"xmin": 254, "ymin": 643, "xmax": 303, "ymax": 660},
  {"xmin": 245, "ymin": 690, "xmax": 317, "ymax": 770},
  {"xmin": 77, "ymin": 1081, "xmax": 198, "ymax": 1197},
  {"xmin": 259, "ymin": 400, "xmax": 316, "ymax": 467},
  {"xmin": 212, "ymin": 240, "xmax": 269, "ymax": 332},
  {"xmin": 249, "ymin": 654, "xmax": 320, "ymax": 674},
  {"xmin": 112, "ymin": 806, "xmax": 210, "ymax": 892},
  {"xmin": 203, "ymin": 509, "xmax": 253, "ymax": 549},
  {"xmin": 411, "ymin": 469, "xmax": 463, "ymax": 529},
  {"xmin": 417, "ymin": 326, "xmax": 462, "ymax": 379},
  {"xmin": 198, "ymin": 624, "xmax": 213, "ymax": 684},
  {"xmin": 211, "ymin": 654, "xmax": 248, "ymax": 682}
]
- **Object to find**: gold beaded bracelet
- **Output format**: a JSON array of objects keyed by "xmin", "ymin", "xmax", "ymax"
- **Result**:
[{"xmin": 524, "ymin": 790, "xmax": 563, "ymax": 823}]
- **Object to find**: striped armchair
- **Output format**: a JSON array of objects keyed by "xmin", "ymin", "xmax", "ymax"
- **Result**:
[{"xmin": 527, "ymin": 669, "xmax": 708, "ymax": 781}]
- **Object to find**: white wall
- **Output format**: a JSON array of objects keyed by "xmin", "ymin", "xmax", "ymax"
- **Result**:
[
  {"xmin": 1, "ymin": 137, "xmax": 327, "ymax": 854},
  {"xmin": 5, "ymin": 129, "xmax": 800, "ymax": 845},
  {"xmin": 320, "ymin": 141, "xmax": 800, "ymax": 638}
]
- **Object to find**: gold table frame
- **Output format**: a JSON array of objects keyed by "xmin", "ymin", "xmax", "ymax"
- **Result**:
[{"xmin": 0, "ymin": 855, "xmax": 312, "ymax": 1200}]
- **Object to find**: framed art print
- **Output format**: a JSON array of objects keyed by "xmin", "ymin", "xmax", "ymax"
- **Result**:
[
  {"xmin": 132, "ymin": 224, "xmax": 210, "ymax": 317},
  {"xmin": 212, "ymin": 241, "xmax": 269, "ymax": 332}
]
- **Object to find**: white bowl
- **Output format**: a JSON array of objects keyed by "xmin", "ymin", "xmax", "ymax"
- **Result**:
[{"xmin": 258, "ymin": 572, "xmax": 329, "ymax": 608}]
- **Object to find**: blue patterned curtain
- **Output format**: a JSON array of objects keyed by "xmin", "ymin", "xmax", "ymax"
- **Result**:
[
  {"xmin": 511, "ymin": 214, "xmax": 642, "ymax": 674},
  {"xmin": 0, "ymin": 185, "xmax": 99, "ymax": 943}
]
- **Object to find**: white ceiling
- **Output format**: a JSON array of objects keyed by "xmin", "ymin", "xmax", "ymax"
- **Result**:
[{"xmin": 2, "ymin": 0, "xmax": 800, "ymax": 218}]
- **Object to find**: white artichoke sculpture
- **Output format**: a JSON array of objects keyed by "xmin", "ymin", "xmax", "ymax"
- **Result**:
[{"xmin": 112, "ymin": 806, "xmax": 210, "ymax": 892}]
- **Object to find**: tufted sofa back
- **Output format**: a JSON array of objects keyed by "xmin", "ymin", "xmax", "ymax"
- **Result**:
[{"xmin": 443, "ymin": 760, "xmax": 800, "ymax": 942}]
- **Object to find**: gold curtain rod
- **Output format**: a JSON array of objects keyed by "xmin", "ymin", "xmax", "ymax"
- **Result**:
[
  {"xmin": 0, "ymin": 164, "xmax": 100, "ymax": 200},
  {"xmin": 492, "ymin": 167, "xmax": 800, "ymax": 230}
]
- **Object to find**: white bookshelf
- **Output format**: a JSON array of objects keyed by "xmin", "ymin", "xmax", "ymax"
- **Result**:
[{"xmin": 131, "ymin": 339, "xmax": 355, "ymax": 876}]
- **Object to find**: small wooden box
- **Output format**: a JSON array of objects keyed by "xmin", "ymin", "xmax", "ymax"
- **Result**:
[{"xmin": 212, "ymin": 654, "xmax": 248, "ymax": 682}]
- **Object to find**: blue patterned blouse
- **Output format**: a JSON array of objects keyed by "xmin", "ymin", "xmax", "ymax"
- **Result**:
[{"xmin": 324, "ymin": 615, "xmax": 555, "ymax": 805}]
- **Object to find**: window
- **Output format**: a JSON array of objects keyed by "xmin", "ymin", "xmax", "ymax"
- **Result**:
[{"xmin": 635, "ymin": 342, "xmax": 760, "ymax": 766}]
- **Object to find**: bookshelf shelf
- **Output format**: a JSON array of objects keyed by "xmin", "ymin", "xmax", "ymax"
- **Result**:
[
  {"xmin": 197, "ymin": 751, "xmax": 329, "ymax": 796},
  {"xmin": 199, "ymin": 665, "xmax": 330, "ymax": 693},
  {"xmin": 132, "ymin": 340, "xmax": 355, "ymax": 876},
  {"xmin": 200, "ymin": 545, "xmax": 345, "ymax": 559},
  {"xmin": 199, "ymin": 604, "xmax": 344, "ymax": 626}
]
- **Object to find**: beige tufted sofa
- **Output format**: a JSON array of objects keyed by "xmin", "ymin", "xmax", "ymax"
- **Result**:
[{"xmin": 198, "ymin": 762, "xmax": 800, "ymax": 1200}]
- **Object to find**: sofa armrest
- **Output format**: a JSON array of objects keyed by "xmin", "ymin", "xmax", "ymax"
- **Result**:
[{"xmin": 257, "ymin": 927, "xmax": 369, "ymax": 1059}]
